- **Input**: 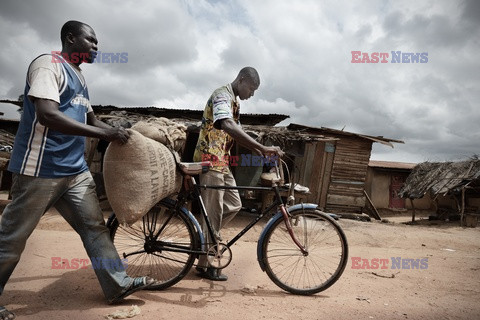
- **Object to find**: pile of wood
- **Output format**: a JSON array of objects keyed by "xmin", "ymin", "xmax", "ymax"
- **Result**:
[{"xmin": 243, "ymin": 125, "xmax": 335, "ymax": 149}]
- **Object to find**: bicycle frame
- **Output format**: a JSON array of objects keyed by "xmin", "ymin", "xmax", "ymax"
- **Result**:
[
  {"xmin": 170, "ymin": 174, "xmax": 308, "ymax": 257},
  {"xmin": 108, "ymin": 163, "xmax": 349, "ymax": 295},
  {"xmin": 107, "ymin": 163, "xmax": 348, "ymax": 295}
]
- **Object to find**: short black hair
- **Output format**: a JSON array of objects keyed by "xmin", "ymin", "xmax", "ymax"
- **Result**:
[
  {"xmin": 60, "ymin": 20, "xmax": 90, "ymax": 45},
  {"xmin": 239, "ymin": 67, "xmax": 260, "ymax": 87}
]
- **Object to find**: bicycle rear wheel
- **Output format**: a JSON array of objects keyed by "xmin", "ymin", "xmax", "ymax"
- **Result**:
[
  {"xmin": 108, "ymin": 199, "xmax": 198, "ymax": 290},
  {"xmin": 261, "ymin": 208, "xmax": 348, "ymax": 295}
]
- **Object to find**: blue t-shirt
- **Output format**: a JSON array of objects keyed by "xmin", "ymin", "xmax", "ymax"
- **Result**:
[{"xmin": 8, "ymin": 54, "xmax": 91, "ymax": 178}]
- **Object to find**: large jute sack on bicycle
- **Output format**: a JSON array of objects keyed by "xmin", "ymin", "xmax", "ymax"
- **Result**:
[
  {"xmin": 103, "ymin": 129, "xmax": 181, "ymax": 225},
  {"xmin": 131, "ymin": 117, "xmax": 187, "ymax": 152}
]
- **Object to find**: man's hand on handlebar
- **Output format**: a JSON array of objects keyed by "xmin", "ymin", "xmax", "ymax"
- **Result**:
[{"xmin": 263, "ymin": 146, "xmax": 284, "ymax": 158}]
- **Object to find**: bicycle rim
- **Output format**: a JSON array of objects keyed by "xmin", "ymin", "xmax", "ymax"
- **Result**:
[
  {"xmin": 110, "ymin": 201, "xmax": 198, "ymax": 290},
  {"xmin": 262, "ymin": 209, "xmax": 348, "ymax": 295}
]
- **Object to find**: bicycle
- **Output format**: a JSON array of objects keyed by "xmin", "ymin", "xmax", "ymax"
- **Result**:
[{"xmin": 106, "ymin": 159, "xmax": 348, "ymax": 295}]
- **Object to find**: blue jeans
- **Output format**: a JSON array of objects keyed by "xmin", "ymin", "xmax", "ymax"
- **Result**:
[{"xmin": 0, "ymin": 171, "xmax": 132, "ymax": 301}]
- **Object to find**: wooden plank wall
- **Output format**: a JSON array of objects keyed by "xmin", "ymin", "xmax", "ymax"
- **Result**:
[
  {"xmin": 295, "ymin": 141, "xmax": 325, "ymax": 204},
  {"xmin": 326, "ymin": 137, "xmax": 373, "ymax": 213},
  {"xmin": 293, "ymin": 141, "xmax": 332, "ymax": 208}
]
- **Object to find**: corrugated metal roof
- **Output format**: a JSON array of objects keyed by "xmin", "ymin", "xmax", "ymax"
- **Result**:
[
  {"xmin": 0, "ymin": 100, "xmax": 290, "ymax": 126},
  {"xmin": 91, "ymin": 105, "xmax": 289, "ymax": 126},
  {"xmin": 369, "ymin": 160, "xmax": 417, "ymax": 170},
  {"xmin": 287, "ymin": 123, "xmax": 404, "ymax": 147}
]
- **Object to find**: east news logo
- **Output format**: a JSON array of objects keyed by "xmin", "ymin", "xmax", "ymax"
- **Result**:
[
  {"xmin": 351, "ymin": 257, "xmax": 429, "ymax": 269},
  {"xmin": 351, "ymin": 51, "xmax": 428, "ymax": 63}
]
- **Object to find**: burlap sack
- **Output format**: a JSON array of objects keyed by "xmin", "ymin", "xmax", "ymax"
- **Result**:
[
  {"xmin": 131, "ymin": 117, "xmax": 186, "ymax": 152},
  {"xmin": 103, "ymin": 129, "xmax": 182, "ymax": 225}
]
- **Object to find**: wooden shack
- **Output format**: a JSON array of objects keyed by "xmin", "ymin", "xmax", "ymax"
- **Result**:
[{"xmin": 285, "ymin": 124, "xmax": 404, "ymax": 217}]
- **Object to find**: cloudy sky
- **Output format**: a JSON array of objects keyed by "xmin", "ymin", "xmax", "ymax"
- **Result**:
[{"xmin": 0, "ymin": 0, "xmax": 478, "ymax": 163}]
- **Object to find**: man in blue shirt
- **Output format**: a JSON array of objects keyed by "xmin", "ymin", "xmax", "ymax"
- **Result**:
[{"xmin": 0, "ymin": 21, "xmax": 154, "ymax": 320}]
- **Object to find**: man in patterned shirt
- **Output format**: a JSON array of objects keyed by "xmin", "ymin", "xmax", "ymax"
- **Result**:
[{"xmin": 193, "ymin": 67, "xmax": 283, "ymax": 281}]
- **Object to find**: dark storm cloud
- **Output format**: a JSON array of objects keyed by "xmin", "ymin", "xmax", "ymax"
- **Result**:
[
  {"xmin": 382, "ymin": 11, "xmax": 472, "ymax": 49},
  {"xmin": 0, "ymin": 0, "xmax": 60, "ymax": 44},
  {"xmin": 0, "ymin": 0, "xmax": 478, "ymax": 163},
  {"xmin": 461, "ymin": 0, "xmax": 480, "ymax": 27}
]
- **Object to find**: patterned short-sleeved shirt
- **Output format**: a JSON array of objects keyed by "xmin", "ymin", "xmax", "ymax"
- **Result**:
[{"xmin": 193, "ymin": 83, "xmax": 240, "ymax": 173}]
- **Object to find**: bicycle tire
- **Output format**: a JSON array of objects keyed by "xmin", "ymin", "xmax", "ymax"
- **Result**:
[
  {"xmin": 107, "ymin": 198, "xmax": 199, "ymax": 290},
  {"xmin": 261, "ymin": 208, "xmax": 348, "ymax": 295}
]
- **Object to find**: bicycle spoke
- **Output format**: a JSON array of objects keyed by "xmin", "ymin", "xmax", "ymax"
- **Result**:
[
  {"xmin": 262, "ymin": 209, "xmax": 348, "ymax": 295},
  {"xmin": 109, "ymin": 200, "xmax": 198, "ymax": 290}
]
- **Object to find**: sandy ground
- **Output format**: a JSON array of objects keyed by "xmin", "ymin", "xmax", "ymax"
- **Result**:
[{"xmin": 0, "ymin": 207, "xmax": 479, "ymax": 320}]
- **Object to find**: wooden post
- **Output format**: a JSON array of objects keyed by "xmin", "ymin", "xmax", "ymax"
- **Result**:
[
  {"xmin": 460, "ymin": 187, "xmax": 465, "ymax": 227},
  {"xmin": 410, "ymin": 198, "xmax": 416, "ymax": 222},
  {"xmin": 363, "ymin": 190, "xmax": 381, "ymax": 220}
]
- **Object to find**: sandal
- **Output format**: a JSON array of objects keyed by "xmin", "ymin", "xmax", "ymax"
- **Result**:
[
  {"xmin": 108, "ymin": 276, "xmax": 155, "ymax": 304},
  {"xmin": 0, "ymin": 306, "xmax": 15, "ymax": 320},
  {"xmin": 196, "ymin": 267, "xmax": 228, "ymax": 281}
]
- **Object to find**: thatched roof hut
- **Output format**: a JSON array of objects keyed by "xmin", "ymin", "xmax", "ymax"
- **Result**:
[
  {"xmin": 399, "ymin": 159, "xmax": 480, "ymax": 199},
  {"xmin": 399, "ymin": 159, "xmax": 480, "ymax": 224}
]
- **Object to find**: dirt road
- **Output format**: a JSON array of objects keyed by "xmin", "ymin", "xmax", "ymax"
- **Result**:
[{"xmin": 1, "ymin": 211, "xmax": 479, "ymax": 320}]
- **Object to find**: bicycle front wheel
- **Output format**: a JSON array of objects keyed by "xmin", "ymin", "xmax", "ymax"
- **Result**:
[
  {"xmin": 261, "ymin": 208, "xmax": 348, "ymax": 295},
  {"xmin": 108, "ymin": 199, "xmax": 198, "ymax": 290}
]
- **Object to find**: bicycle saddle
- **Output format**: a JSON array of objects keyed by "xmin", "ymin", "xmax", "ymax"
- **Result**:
[{"xmin": 178, "ymin": 161, "xmax": 212, "ymax": 175}]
